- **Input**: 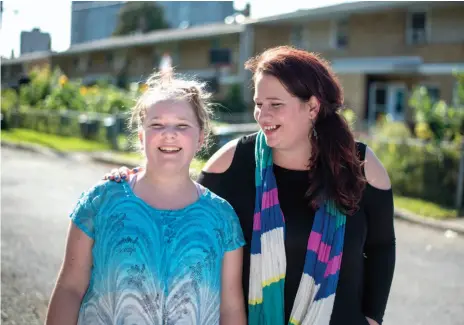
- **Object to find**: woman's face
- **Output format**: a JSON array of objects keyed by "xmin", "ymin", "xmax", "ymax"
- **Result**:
[{"xmin": 253, "ymin": 73, "xmax": 318, "ymax": 151}]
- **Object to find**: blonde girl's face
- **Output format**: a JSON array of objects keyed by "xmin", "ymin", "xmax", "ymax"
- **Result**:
[{"xmin": 139, "ymin": 99, "xmax": 204, "ymax": 173}]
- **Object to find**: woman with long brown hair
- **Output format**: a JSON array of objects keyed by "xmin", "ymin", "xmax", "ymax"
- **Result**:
[{"xmin": 107, "ymin": 46, "xmax": 395, "ymax": 325}]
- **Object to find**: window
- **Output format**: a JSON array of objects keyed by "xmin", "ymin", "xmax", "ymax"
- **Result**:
[
  {"xmin": 106, "ymin": 53, "xmax": 113, "ymax": 67},
  {"xmin": 291, "ymin": 25, "xmax": 304, "ymax": 49},
  {"xmin": 334, "ymin": 19, "xmax": 349, "ymax": 49},
  {"xmin": 407, "ymin": 11, "xmax": 427, "ymax": 44},
  {"xmin": 423, "ymin": 85, "xmax": 440, "ymax": 103},
  {"xmin": 179, "ymin": 3, "xmax": 190, "ymax": 25}
]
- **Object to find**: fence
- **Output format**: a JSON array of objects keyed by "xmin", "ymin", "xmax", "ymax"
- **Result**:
[{"xmin": 3, "ymin": 109, "xmax": 131, "ymax": 150}]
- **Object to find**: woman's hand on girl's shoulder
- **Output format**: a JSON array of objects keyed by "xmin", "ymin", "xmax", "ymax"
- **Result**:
[{"xmin": 103, "ymin": 166, "xmax": 143, "ymax": 183}]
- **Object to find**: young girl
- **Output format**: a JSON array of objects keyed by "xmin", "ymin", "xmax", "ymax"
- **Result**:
[{"xmin": 45, "ymin": 73, "xmax": 246, "ymax": 325}]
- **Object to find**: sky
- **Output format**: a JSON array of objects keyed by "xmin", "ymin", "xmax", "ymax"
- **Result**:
[{"xmin": 0, "ymin": 0, "xmax": 349, "ymax": 58}]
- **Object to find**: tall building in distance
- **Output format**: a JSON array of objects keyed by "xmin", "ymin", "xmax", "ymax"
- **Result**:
[
  {"xmin": 20, "ymin": 28, "xmax": 51, "ymax": 55},
  {"xmin": 0, "ymin": 1, "xmax": 4, "ymax": 29},
  {"xmin": 71, "ymin": 1, "xmax": 236, "ymax": 45},
  {"xmin": 71, "ymin": 1, "xmax": 124, "ymax": 45}
]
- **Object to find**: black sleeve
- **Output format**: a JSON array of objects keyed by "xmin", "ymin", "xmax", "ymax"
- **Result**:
[
  {"xmin": 197, "ymin": 169, "xmax": 231, "ymax": 199},
  {"xmin": 359, "ymin": 143, "xmax": 396, "ymax": 324}
]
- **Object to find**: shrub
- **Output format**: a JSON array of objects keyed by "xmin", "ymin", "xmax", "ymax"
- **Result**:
[{"xmin": 364, "ymin": 137, "xmax": 460, "ymax": 207}]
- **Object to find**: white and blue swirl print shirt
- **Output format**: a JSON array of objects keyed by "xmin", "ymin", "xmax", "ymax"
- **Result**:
[{"xmin": 69, "ymin": 180, "xmax": 245, "ymax": 325}]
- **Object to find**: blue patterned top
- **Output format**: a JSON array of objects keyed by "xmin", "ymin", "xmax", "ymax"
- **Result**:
[{"xmin": 70, "ymin": 180, "xmax": 245, "ymax": 325}]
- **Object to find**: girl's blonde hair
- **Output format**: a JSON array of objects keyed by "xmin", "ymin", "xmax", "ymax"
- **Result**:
[{"xmin": 129, "ymin": 71, "xmax": 214, "ymax": 150}]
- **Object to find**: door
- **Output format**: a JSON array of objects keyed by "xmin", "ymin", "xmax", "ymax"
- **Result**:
[
  {"xmin": 368, "ymin": 82, "xmax": 407, "ymax": 124},
  {"xmin": 387, "ymin": 83, "xmax": 407, "ymax": 121}
]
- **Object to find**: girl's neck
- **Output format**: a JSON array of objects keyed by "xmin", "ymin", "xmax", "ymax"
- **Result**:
[
  {"xmin": 272, "ymin": 140, "xmax": 311, "ymax": 171},
  {"xmin": 132, "ymin": 165, "xmax": 199, "ymax": 210},
  {"xmin": 139, "ymin": 165, "xmax": 193, "ymax": 195}
]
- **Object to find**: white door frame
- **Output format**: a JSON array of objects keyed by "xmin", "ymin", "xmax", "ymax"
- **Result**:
[{"xmin": 368, "ymin": 82, "xmax": 407, "ymax": 124}]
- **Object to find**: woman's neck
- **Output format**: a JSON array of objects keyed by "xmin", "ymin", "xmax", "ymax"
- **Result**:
[{"xmin": 272, "ymin": 141, "xmax": 311, "ymax": 171}]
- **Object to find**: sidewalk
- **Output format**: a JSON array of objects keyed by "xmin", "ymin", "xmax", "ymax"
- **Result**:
[
  {"xmin": 394, "ymin": 208, "xmax": 464, "ymax": 235},
  {"xmin": 2, "ymin": 139, "xmax": 463, "ymax": 235}
]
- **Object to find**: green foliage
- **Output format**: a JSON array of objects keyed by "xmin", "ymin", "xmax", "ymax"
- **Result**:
[
  {"xmin": 18, "ymin": 67, "xmax": 52, "ymax": 107},
  {"xmin": 364, "ymin": 138, "xmax": 460, "ymax": 207},
  {"xmin": 44, "ymin": 69, "xmax": 86, "ymax": 112},
  {"xmin": 394, "ymin": 195, "xmax": 457, "ymax": 219},
  {"xmin": 10, "ymin": 66, "xmax": 137, "ymax": 114},
  {"xmin": 1, "ymin": 89, "xmax": 18, "ymax": 114},
  {"xmin": 2, "ymin": 67, "xmax": 140, "ymax": 147},
  {"xmin": 216, "ymin": 84, "xmax": 248, "ymax": 113},
  {"xmin": 454, "ymin": 72, "xmax": 464, "ymax": 106},
  {"xmin": 409, "ymin": 74, "xmax": 464, "ymax": 143},
  {"xmin": 341, "ymin": 108, "xmax": 356, "ymax": 127},
  {"xmin": 113, "ymin": 2, "xmax": 169, "ymax": 36},
  {"xmin": 373, "ymin": 119, "xmax": 413, "ymax": 138},
  {"xmin": 99, "ymin": 84, "xmax": 135, "ymax": 114}
]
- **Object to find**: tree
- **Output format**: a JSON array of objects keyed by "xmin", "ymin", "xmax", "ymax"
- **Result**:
[{"xmin": 113, "ymin": 2, "xmax": 169, "ymax": 36}]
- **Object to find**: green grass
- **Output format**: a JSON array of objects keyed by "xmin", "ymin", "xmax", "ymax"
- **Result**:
[
  {"xmin": 112, "ymin": 151, "xmax": 144, "ymax": 162},
  {"xmin": 394, "ymin": 195, "xmax": 458, "ymax": 219},
  {"xmin": 190, "ymin": 158, "xmax": 206, "ymax": 174},
  {"xmin": 1, "ymin": 128, "xmax": 111, "ymax": 152}
]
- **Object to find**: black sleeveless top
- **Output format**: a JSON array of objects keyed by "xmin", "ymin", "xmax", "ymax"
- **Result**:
[{"xmin": 197, "ymin": 133, "xmax": 395, "ymax": 325}]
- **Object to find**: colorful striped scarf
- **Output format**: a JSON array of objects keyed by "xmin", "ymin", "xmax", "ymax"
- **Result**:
[{"xmin": 248, "ymin": 131, "xmax": 347, "ymax": 325}]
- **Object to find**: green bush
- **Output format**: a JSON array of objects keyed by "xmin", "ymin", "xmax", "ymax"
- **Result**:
[
  {"xmin": 373, "ymin": 119, "xmax": 413, "ymax": 138},
  {"xmin": 341, "ymin": 108, "xmax": 356, "ymax": 129},
  {"xmin": 216, "ymin": 83, "xmax": 248, "ymax": 113},
  {"xmin": 409, "ymin": 73, "xmax": 464, "ymax": 144},
  {"xmin": 18, "ymin": 67, "xmax": 52, "ymax": 107},
  {"xmin": 364, "ymin": 137, "xmax": 460, "ymax": 207},
  {"xmin": 1, "ymin": 89, "xmax": 18, "ymax": 113}
]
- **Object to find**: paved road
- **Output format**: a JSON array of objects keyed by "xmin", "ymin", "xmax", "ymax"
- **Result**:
[{"xmin": 2, "ymin": 147, "xmax": 464, "ymax": 325}]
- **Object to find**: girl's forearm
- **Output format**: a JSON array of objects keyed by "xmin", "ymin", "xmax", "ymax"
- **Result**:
[
  {"xmin": 220, "ymin": 307, "xmax": 247, "ymax": 325},
  {"xmin": 45, "ymin": 286, "xmax": 83, "ymax": 325}
]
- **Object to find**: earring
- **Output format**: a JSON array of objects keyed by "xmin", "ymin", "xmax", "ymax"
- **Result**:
[{"xmin": 311, "ymin": 119, "xmax": 318, "ymax": 139}]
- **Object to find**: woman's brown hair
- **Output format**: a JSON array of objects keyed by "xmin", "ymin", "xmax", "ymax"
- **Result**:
[{"xmin": 245, "ymin": 46, "xmax": 366, "ymax": 214}]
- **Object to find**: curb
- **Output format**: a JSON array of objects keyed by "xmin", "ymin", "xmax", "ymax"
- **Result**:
[
  {"xmin": 1, "ymin": 140, "xmax": 70, "ymax": 158},
  {"xmin": 394, "ymin": 208, "xmax": 464, "ymax": 235},
  {"xmin": 3, "ymin": 139, "xmax": 463, "ymax": 234},
  {"xmin": 88, "ymin": 152, "xmax": 141, "ymax": 169}
]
